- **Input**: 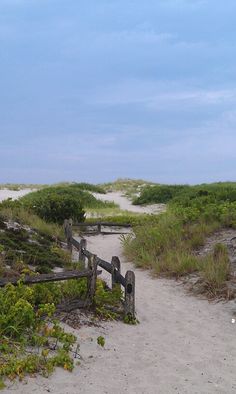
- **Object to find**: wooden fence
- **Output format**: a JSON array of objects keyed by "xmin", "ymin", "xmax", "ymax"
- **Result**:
[
  {"xmin": 74, "ymin": 221, "xmax": 131, "ymax": 235},
  {"xmin": 0, "ymin": 220, "xmax": 135, "ymax": 319},
  {"xmin": 64, "ymin": 219, "xmax": 135, "ymax": 319}
]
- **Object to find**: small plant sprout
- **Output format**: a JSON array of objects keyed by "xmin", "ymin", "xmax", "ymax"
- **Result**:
[{"xmin": 97, "ymin": 336, "xmax": 105, "ymax": 347}]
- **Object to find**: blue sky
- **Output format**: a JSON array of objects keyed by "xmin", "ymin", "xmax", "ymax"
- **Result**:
[{"xmin": 1, "ymin": 0, "xmax": 236, "ymax": 184}]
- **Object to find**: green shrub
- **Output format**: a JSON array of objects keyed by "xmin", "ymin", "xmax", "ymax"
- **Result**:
[
  {"xmin": 133, "ymin": 184, "xmax": 188, "ymax": 205},
  {"xmin": 24, "ymin": 192, "xmax": 85, "ymax": 224},
  {"xmin": 18, "ymin": 185, "xmax": 117, "ymax": 223}
]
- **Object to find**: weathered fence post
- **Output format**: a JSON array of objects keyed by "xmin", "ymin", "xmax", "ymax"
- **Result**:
[
  {"xmin": 79, "ymin": 238, "xmax": 87, "ymax": 268},
  {"xmin": 87, "ymin": 254, "xmax": 97, "ymax": 304},
  {"xmin": 124, "ymin": 271, "xmax": 135, "ymax": 319},
  {"xmin": 111, "ymin": 256, "xmax": 121, "ymax": 290},
  {"xmin": 64, "ymin": 219, "xmax": 73, "ymax": 253}
]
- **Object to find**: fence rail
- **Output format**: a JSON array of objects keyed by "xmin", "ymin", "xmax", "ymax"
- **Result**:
[
  {"xmin": 64, "ymin": 219, "xmax": 135, "ymax": 319},
  {"xmin": 0, "ymin": 269, "xmax": 97, "ymax": 288},
  {"xmin": 73, "ymin": 221, "xmax": 131, "ymax": 235},
  {"xmin": 0, "ymin": 219, "xmax": 135, "ymax": 319}
]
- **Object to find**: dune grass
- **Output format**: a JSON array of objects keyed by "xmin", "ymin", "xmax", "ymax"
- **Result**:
[
  {"xmin": 121, "ymin": 206, "xmax": 232, "ymax": 297},
  {"xmin": 101, "ymin": 178, "xmax": 157, "ymax": 200},
  {"xmin": 199, "ymin": 243, "xmax": 231, "ymax": 293},
  {"xmin": 0, "ymin": 207, "xmax": 64, "ymax": 239}
]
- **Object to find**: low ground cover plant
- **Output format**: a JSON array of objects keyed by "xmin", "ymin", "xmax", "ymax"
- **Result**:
[
  {"xmin": 0, "ymin": 233, "xmax": 67, "ymax": 274},
  {"xmin": 0, "ymin": 275, "xmax": 125, "ymax": 387},
  {"xmin": 0, "ymin": 281, "xmax": 79, "ymax": 387}
]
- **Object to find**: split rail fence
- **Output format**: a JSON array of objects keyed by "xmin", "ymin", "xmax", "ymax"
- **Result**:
[
  {"xmin": 0, "ymin": 219, "xmax": 135, "ymax": 319},
  {"xmin": 64, "ymin": 219, "xmax": 135, "ymax": 319},
  {"xmin": 74, "ymin": 221, "xmax": 131, "ymax": 235}
]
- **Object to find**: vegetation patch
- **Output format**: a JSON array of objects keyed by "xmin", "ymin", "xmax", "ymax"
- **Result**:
[
  {"xmin": 18, "ymin": 185, "xmax": 117, "ymax": 223},
  {"xmin": 122, "ymin": 182, "xmax": 236, "ymax": 299},
  {"xmin": 85, "ymin": 213, "xmax": 160, "ymax": 227},
  {"xmin": 0, "ymin": 219, "xmax": 69, "ymax": 274},
  {"xmin": 0, "ymin": 183, "xmax": 128, "ymax": 387},
  {"xmin": 101, "ymin": 178, "xmax": 157, "ymax": 200},
  {"xmin": 0, "ymin": 281, "xmax": 78, "ymax": 386},
  {"xmin": 133, "ymin": 184, "xmax": 188, "ymax": 205}
]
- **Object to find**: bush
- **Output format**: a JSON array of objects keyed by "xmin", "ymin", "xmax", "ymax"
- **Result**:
[
  {"xmin": 23, "ymin": 192, "xmax": 85, "ymax": 224},
  {"xmin": 133, "ymin": 184, "xmax": 188, "ymax": 205},
  {"xmin": 19, "ymin": 185, "xmax": 117, "ymax": 224}
]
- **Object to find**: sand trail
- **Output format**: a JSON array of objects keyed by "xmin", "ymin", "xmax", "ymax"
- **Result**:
[{"xmin": 2, "ymin": 192, "xmax": 236, "ymax": 393}]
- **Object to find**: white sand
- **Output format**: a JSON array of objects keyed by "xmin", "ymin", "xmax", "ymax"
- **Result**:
[
  {"xmin": 92, "ymin": 191, "xmax": 166, "ymax": 214},
  {"xmin": 0, "ymin": 188, "xmax": 33, "ymax": 202},
  {"xmin": 2, "ymin": 193, "xmax": 236, "ymax": 393}
]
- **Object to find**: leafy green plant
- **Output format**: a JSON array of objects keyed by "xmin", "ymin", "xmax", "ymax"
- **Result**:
[
  {"xmin": 94, "ymin": 280, "xmax": 123, "ymax": 319},
  {"xmin": 0, "ymin": 281, "xmax": 79, "ymax": 385},
  {"xmin": 123, "ymin": 314, "xmax": 139, "ymax": 325},
  {"xmin": 97, "ymin": 336, "xmax": 105, "ymax": 347}
]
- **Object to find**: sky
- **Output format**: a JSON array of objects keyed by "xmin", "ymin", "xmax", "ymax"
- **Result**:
[{"xmin": 0, "ymin": 0, "xmax": 236, "ymax": 184}]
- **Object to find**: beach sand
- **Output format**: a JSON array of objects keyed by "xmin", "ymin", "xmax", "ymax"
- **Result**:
[
  {"xmin": 1, "ymin": 191, "xmax": 236, "ymax": 393},
  {"xmin": 0, "ymin": 189, "xmax": 33, "ymax": 202}
]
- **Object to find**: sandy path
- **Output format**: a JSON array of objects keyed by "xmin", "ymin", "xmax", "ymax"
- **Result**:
[
  {"xmin": 0, "ymin": 189, "xmax": 33, "ymax": 202},
  {"xmin": 2, "ymin": 192, "xmax": 236, "ymax": 393},
  {"xmin": 92, "ymin": 191, "xmax": 165, "ymax": 214}
]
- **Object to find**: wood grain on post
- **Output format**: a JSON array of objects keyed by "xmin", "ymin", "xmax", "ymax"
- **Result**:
[
  {"xmin": 87, "ymin": 254, "xmax": 97, "ymax": 303},
  {"xmin": 64, "ymin": 219, "xmax": 73, "ymax": 252},
  {"xmin": 63, "ymin": 219, "xmax": 68, "ymax": 240},
  {"xmin": 125, "ymin": 270, "xmax": 135, "ymax": 319},
  {"xmin": 111, "ymin": 256, "xmax": 121, "ymax": 290},
  {"xmin": 97, "ymin": 223, "xmax": 101, "ymax": 234},
  {"xmin": 79, "ymin": 238, "xmax": 87, "ymax": 268},
  {"xmin": 63, "ymin": 219, "xmax": 68, "ymax": 231}
]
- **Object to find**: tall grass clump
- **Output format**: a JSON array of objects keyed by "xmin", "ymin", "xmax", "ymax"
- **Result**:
[
  {"xmin": 199, "ymin": 244, "xmax": 230, "ymax": 295},
  {"xmin": 122, "ymin": 212, "xmax": 187, "ymax": 274}
]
